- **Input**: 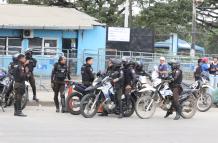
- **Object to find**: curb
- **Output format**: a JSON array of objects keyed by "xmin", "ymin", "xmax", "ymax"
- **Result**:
[{"xmin": 27, "ymin": 101, "xmax": 54, "ymax": 107}]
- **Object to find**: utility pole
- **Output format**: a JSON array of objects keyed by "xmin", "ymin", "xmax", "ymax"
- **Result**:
[
  {"xmin": 191, "ymin": 0, "xmax": 197, "ymax": 58},
  {"xmin": 129, "ymin": 0, "xmax": 133, "ymax": 27},
  {"xmin": 124, "ymin": 0, "xmax": 129, "ymax": 27},
  {"xmin": 191, "ymin": 0, "xmax": 204, "ymax": 57}
]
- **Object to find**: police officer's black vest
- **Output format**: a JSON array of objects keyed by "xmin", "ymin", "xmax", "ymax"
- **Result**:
[
  {"xmin": 55, "ymin": 64, "xmax": 68, "ymax": 80},
  {"xmin": 172, "ymin": 69, "xmax": 183, "ymax": 85}
]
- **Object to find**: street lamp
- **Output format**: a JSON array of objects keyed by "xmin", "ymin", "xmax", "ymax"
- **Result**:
[{"xmin": 191, "ymin": 0, "xmax": 204, "ymax": 57}]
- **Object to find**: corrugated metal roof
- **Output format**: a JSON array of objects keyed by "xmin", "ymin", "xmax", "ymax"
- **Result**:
[{"xmin": 0, "ymin": 4, "xmax": 105, "ymax": 30}]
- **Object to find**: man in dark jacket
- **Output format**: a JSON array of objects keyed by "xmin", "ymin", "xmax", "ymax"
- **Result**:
[
  {"xmin": 51, "ymin": 56, "xmax": 71, "ymax": 113},
  {"xmin": 13, "ymin": 54, "xmax": 27, "ymax": 117},
  {"xmin": 81, "ymin": 57, "xmax": 95, "ymax": 87},
  {"xmin": 122, "ymin": 57, "xmax": 136, "ymax": 106},
  {"xmin": 165, "ymin": 60, "xmax": 183, "ymax": 120},
  {"xmin": 25, "ymin": 49, "xmax": 38, "ymax": 102}
]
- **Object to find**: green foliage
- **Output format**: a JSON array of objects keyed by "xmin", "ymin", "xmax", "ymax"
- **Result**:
[{"xmin": 7, "ymin": 0, "xmax": 218, "ymax": 54}]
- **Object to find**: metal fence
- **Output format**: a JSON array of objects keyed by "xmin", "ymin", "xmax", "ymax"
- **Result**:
[{"xmin": 0, "ymin": 48, "xmax": 209, "ymax": 91}]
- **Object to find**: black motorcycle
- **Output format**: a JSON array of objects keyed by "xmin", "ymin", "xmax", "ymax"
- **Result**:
[{"xmin": 0, "ymin": 74, "xmax": 28, "ymax": 110}]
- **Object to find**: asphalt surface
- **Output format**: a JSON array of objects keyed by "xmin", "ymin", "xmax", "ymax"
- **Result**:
[{"xmin": 0, "ymin": 106, "xmax": 218, "ymax": 143}]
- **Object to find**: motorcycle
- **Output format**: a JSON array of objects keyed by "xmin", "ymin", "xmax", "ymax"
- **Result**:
[
  {"xmin": 135, "ymin": 68, "xmax": 198, "ymax": 119},
  {"xmin": 0, "ymin": 74, "xmax": 29, "ymax": 110},
  {"xmin": 65, "ymin": 80, "xmax": 88, "ymax": 115},
  {"xmin": 183, "ymin": 72, "xmax": 213, "ymax": 112},
  {"xmin": 80, "ymin": 75, "xmax": 135, "ymax": 118}
]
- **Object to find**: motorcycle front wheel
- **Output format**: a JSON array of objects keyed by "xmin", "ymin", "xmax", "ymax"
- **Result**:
[
  {"xmin": 80, "ymin": 94, "xmax": 99, "ymax": 118},
  {"xmin": 123, "ymin": 96, "xmax": 135, "ymax": 117},
  {"xmin": 197, "ymin": 93, "xmax": 213, "ymax": 112},
  {"xmin": 180, "ymin": 95, "xmax": 197, "ymax": 119},
  {"xmin": 135, "ymin": 94, "xmax": 157, "ymax": 119}
]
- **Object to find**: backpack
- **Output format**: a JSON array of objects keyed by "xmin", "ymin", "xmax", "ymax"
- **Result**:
[{"xmin": 194, "ymin": 65, "xmax": 202, "ymax": 77}]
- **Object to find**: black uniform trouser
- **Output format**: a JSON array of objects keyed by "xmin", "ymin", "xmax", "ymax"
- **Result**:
[
  {"xmin": 53, "ymin": 82, "xmax": 65, "ymax": 110},
  {"xmin": 171, "ymin": 85, "xmax": 183, "ymax": 114},
  {"xmin": 27, "ymin": 73, "xmax": 36, "ymax": 97},
  {"xmin": 115, "ymin": 88, "xmax": 123, "ymax": 115},
  {"xmin": 14, "ymin": 82, "xmax": 25, "ymax": 113}
]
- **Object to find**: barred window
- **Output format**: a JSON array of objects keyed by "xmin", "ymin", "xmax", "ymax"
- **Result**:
[
  {"xmin": 0, "ymin": 38, "xmax": 6, "ymax": 55},
  {"xmin": 44, "ymin": 39, "xmax": 57, "ymax": 55},
  {"xmin": 29, "ymin": 38, "xmax": 43, "ymax": 55},
  {"xmin": 8, "ymin": 38, "xmax": 22, "ymax": 54}
]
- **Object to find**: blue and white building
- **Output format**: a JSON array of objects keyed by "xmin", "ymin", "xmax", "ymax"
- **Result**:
[{"xmin": 0, "ymin": 4, "xmax": 106, "ymax": 75}]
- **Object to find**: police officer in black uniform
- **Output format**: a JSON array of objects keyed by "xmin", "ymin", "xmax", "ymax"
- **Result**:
[
  {"xmin": 51, "ymin": 56, "xmax": 71, "ymax": 113},
  {"xmin": 4, "ymin": 53, "xmax": 19, "ymax": 107},
  {"xmin": 25, "ymin": 49, "xmax": 38, "ymax": 102},
  {"xmin": 165, "ymin": 60, "xmax": 183, "ymax": 120},
  {"xmin": 13, "ymin": 54, "xmax": 27, "ymax": 117},
  {"xmin": 110, "ymin": 59, "xmax": 124, "ymax": 118},
  {"xmin": 98, "ymin": 59, "xmax": 124, "ymax": 118},
  {"xmin": 81, "ymin": 57, "xmax": 95, "ymax": 87},
  {"xmin": 122, "ymin": 57, "xmax": 137, "ymax": 105}
]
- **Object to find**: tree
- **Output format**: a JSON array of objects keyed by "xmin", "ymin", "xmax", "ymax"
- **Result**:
[
  {"xmin": 133, "ymin": 0, "xmax": 193, "ymax": 35},
  {"xmin": 197, "ymin": 0, "xmax": 218, "ymax": 31}
]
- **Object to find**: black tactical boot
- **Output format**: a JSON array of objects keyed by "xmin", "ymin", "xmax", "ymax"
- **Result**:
[
  {"xmin": 14, "ymin": 101, "xmax": 27, "ymax": 117},
  {"xmin": 118, "ymin": 103, "xmax": 123, "ymax": 119},
  {"xmin": 33, "ymin": 95, "xmax": 39, "ymax": 102},
  {"xmin": 61, "ymin": 96, "xmax": 66, "ymax": 113},
  {"xmin": 54, "ymin": 97, "xmax": 60, "ymax": 113},
  {"xmin": 99, "ymin": 111, "xmax": 108, "ymax": 116},
  {"xmin": 174, "ymin": 112, "xmax": 180, "ymax": 120},
  {"xmin": 56, "ymin": 108, "xmax": 60, "ymax": 113},
  {"xmin": 118, "ymin": 113, "xmax": 123, "ymax": 118},
  {"xmin": 164, "ymin": 111, "xmax": 173, "ymax": 118},
  {"xmin": 14, "ymin": 103, "xmax": 18, "ymax": 116}
]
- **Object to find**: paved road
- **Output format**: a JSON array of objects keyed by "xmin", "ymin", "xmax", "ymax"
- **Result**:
[{"xmin": 0, "ymin": 106, "xmax": 218, "ymax": 143}]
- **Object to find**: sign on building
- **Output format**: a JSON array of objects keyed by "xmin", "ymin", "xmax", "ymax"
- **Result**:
[{"xmin": 108, "ymin": 27, "xmax": 130, "ymax": 42}]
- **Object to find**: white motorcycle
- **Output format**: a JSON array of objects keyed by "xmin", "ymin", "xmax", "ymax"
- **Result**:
[{"xmin": 135, "ymin": 67, "xmax": 198, "ymax": 119}]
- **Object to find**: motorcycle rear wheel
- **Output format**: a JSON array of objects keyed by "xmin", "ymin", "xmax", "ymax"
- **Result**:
[
  {"xmin": 180, "ymin": 95, "xmax": 197, "ymax": 119},
  {"xmin": 80, "ymin": 94, "xmax": 98, "ymax": 118},
  {"xmin": 197, "ymin": 93, "xmax": 213, "ymax": 112},
  {"xmin": 66, "ymin": 92, "xmax": 82, "ymax": 115},
  {"xmin": 135, "ymin": 95, "xmax": 157, "ymax": 119}
]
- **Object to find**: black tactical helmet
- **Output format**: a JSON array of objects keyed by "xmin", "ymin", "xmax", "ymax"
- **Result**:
[
  {"xmin": 25, "ymin": 48, "xmax": 33, "ymax": 55},
  {"xmin": 168, "ymin": 59, "xmax": 180, "ymax": 69},
  {"xmin": 12, "ymin": 53, "xmax": 19, "ymax": 62},
  {"xmin": 135, "ymin": 61, "xmax": 143, "ymax": 71},
  {"xmin": 17, "ymin": 54, "xmax": 25, "ymax": 60},
  {"xmin": 58, "ymin": 55, "xmax": 66, "ymax": 63},
  {"xmin": 109, "ymin": 58, "xmax": 122, "ymax": 69}
]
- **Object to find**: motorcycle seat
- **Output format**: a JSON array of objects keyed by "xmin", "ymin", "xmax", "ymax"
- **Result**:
[
  {"xmin": 181, "ymin": 89, "xmax": 198, "ymax": 94},
  {"xmin": 182, "ymin": 82, "xmax": 192, "ymax": 87}
]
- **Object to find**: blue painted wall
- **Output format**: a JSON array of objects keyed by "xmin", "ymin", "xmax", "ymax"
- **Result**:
[
  {"xmin": 0, "ymin": 26, "xmax": 106, "ymax": 76},
  {"xmin": 77, "ymin": 26, "xmax": 106, "ymax": 75}
]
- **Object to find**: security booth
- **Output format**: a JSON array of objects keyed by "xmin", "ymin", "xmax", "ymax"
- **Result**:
[{"xmin": 0, "ymin": 4, "xmax": 106, "ymax": 76}]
